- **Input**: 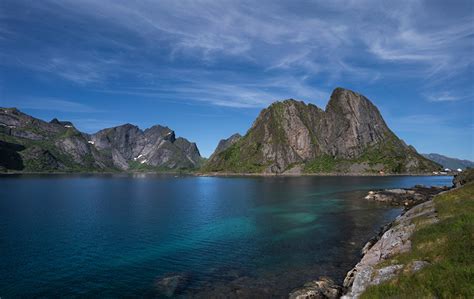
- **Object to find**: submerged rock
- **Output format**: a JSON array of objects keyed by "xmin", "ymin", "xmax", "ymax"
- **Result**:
[
  {"xmin": 289, "ymin": 277, "xmax": 342, "ymax": 299},
  {"xmin": 154, "ymin": 273, "xmax": 190, "ymax": 297}
]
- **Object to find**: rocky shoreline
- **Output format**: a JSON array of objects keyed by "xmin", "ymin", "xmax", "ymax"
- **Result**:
[{"xmin": 289, "ymin": 184, "xmax": 451, "ymax": 299}]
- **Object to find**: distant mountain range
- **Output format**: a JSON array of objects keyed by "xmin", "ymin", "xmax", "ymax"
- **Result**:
[
  {"xmin": 0, "ymin": 108, "xmax": 202, "ymax": 172},
  {"xmin": 1, "ymin": 87, "xmax": 445, "ymax": 174},
  {"xmin": 422, "ymin": 153, "xmax": 474, "ymax": 170}
]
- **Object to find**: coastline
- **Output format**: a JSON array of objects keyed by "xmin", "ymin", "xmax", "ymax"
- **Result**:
[{"xmin": 290, "ymin": 182, "xmax": 454, "ymax": 299}]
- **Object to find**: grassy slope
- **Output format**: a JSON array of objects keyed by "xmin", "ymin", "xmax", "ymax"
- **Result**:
[{"xmin": 362, "ymin": 182, "xmax": 474, "ymax": 298}]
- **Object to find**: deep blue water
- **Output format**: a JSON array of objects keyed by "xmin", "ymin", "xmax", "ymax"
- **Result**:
[{"xmin": 0, "ymin": 174, "xmax": 451, "ymax": 297}]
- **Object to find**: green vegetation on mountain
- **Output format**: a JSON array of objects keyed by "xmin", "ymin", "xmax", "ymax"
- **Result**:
[{"xmin": 205, "ymin": 88, "xmax": 441, "ymax": 174}]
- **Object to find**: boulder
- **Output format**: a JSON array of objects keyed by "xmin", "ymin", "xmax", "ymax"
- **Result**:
[{"xmin": 289, "ymin": 277, "xmax": 342, "ymax": 299}]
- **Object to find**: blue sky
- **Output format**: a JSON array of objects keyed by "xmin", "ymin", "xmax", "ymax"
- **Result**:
[{"xmin": 1, "ymin": 0, "xmax": 473, "ymax": 159}]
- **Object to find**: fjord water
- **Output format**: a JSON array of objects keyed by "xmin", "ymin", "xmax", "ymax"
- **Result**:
[{"xmin": 0, "ymin": 175, "xmax": 451, "ymax": 297}]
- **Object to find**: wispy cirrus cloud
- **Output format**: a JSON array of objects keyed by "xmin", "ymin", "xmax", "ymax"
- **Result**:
[
  {"xmin": 2, "ymin": 97, "xmax": 101, "ymax": 113},
  {"xmin": 96, "ymin": 75, "xmax": 329, "ymax": 109},
  {"xmin": 424, "ymin": 91, "xmax": 468, "ymax": 103},
  {"xmin": 1, "ymin": 0, "xmax": 472, "ymax": 109}
]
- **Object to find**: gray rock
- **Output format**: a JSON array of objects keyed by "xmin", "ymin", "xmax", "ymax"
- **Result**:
[
  {"xmin": 289, "ymin": 277, "xmax": 342, "ymax": 299},
  {"xmin": 342, "ymin": 199, "xmax": 439, "ymax": 298},
  {"xmin": 364, "ymin": 186, "xmax": 447, "ymax": 208},
  {"xmin": 409, "ymin": 260, "xmax": 430, "ymax": 272},
  {"xmin": 371, "ymin": 264, "xmax": 404, "ymax": 285}
]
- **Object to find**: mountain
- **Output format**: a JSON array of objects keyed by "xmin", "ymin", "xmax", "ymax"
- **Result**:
[
  {"xmin": 0, "ymin": 108, "xmax": 202, "ymax": 172},
  {"xmin": 208, "ymin": 133, "xmax": 242, "ymax": 160},
  {"xmin": 422, "ymin": 153, "xmax": 474, "ymax": 170},
  {"xmin": 204, "ymin": 88, "xmax": 440, "ymax": 174},
  {"xmin": 90, "ymin": 124, "xmax": 202, "ymax": 170}
]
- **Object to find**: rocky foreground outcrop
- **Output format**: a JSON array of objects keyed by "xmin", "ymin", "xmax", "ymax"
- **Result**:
[
  {"xmin": 205, "ymin": 88, "xmax": 440, "ymax": 174},
  {"xmin": 340, "ymin": 173, "xmax": 473, "ymax": 298},
  {"xmin": 0, "ymin": 108, "xmax": 202, "ymax": 172},
  {"xmin": 453, "ymin": 168, "xmax": 474, "ymax": 188},
  {"xmin": 289, "ymin": 182, "xmax": 451, "ymax": 299},
  {"xmin": 364, "ymin": 185, "xmax": 449, "ymax": 208},
  {"xmin": 341, "ymin": 199, "xmax": 439, "ymax": 298}
]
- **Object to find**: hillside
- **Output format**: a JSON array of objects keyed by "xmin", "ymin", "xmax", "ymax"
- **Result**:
[{"xmin": 422, "ymin": 153, "xmax": 474, "ymax": 170}]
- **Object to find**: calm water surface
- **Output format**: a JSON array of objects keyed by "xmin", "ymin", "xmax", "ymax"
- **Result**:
[{"xmin": 0, "ymin": 174, "xmax": 451, "ymax": 297}]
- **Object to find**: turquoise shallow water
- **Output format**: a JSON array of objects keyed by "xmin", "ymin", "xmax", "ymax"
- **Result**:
[{"xmin": 0, "ymin": 174, "xmax": 452, "ymax": 297}]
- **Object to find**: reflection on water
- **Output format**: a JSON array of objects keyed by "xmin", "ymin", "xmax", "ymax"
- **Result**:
[{"xmin": 0, "ymin": 174, "xmax": 451, "ymax": 297}]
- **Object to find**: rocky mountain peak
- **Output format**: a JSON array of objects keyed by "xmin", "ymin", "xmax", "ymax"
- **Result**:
[
  {"xmin": 91, "ymin": 123, "xmax": 201, "ymax": 170},
  {"xmin": 326, "ymin": 88, "xmax": 377, "ymax": 113},
  {"xmin": 50, "ymin": 118, "xmax": 75, "ymax": 128},
  {"xmin": 208, "ymin": 133, "xmax": 242, "ymax": 161},
  {"xmin": 322, "ymin": 88, "xmax": 392, "ymax": 159},
  {"xmin": 144, "ymin": 125, "xmax": 175, "ymax": 142},
  {"xmin": 205, "ymin": 87, "xmax": 440, "ymax": 174}
]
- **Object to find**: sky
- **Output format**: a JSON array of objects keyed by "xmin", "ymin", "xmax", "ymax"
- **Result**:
[{"xmin": 1, "ymin": 0, "xmax": 473, "ymax": 159}]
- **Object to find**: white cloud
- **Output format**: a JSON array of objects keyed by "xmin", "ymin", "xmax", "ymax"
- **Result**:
[{"xmin": 5, "ymin": 97, "xmax": 101, "ymax": 113}]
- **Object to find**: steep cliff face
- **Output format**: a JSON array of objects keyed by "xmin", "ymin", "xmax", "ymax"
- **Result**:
[
  {"xmin": 91, "ymin": 124, "xmax": 201, "ymax": 170},
  {"xmin": 0, "ymin": 108, "xmax": 202, "ymax": 172},
  {"xmin": 321, "ymin": 88, "xmax": 393, "ymax": 158},
  {"xmin": 205, "ymin": 88, "xmax": 440, "ymax": 174}
]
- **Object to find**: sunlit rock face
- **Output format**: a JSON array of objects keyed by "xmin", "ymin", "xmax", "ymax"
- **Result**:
[{"xmin": 205, "ymin": 88, "xmax": 440, "ymax": 174}]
